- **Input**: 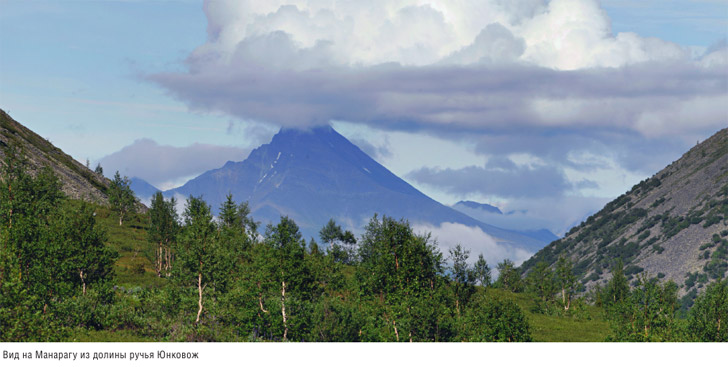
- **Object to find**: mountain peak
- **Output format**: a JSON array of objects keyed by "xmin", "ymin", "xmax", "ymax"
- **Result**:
[
  {"xmin": 454, "ymin": 200, "xmax": 503, "ymax": 214},
  {"xmin": 166, "ymin": 125, "xmax": 548, "ymax": 251}
]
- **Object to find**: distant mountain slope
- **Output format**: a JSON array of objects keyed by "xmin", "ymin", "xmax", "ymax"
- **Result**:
[
  {"xmin": 130, "ymin": 177, "xmax": 160, "ymax": 200},
  {"xmin": 166, "ymin": 126, "xmax": 547, "ymax": 252},
  {"xmin": 0, "ymin": 109, "xmax": 109, "ymax": 203},
  {"xmin": 521, "ymin": 128, "xmax": 728, "ymax": 296},
  {"xmin": 452, "ymin": 200, "xmax": 559, "ymax": 243},
  {"xmin": 454, "ymin": 200, "xmax": 503, "ymax": 214}
]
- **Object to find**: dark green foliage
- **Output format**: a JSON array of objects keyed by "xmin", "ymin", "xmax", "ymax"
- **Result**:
[
  {"xmin": 526, "ymin": 261, "xmax": 555, "ymax": 303},
  {"xmin": 661, "ymin": 215, "xmax": 690, "ymax": 239},
  {"xmin": 606, "ymin": 276, "xmax": 680, "ymax": 342},
  {"xmin": 0, "ymin": 148, "xmax": 115, "ymax": 341},
  {"xmin": 355, "ymin": 215, "xmax": 451, "ymax": 341},
  {"xmin": 94, "ymin": 163, "xmax": 103, "ymax": 176},
  {"xmin": 637, "ymin": 230, "xmax": 650, "ymax": 242},
  {"xmin": 684, "ymin": 272, "xmax": 698, "ymax": 289},
  {"xmin": 319, "ymin": 219, "xmax": 357, "ymax": 265},
  {"xmin": 459, "ymin": 293, "xmax": 532, "ymax": 342},
  {"xmin": 604, "ymin": 259, "xmax": 629, "ymax": 306},
  {"xmin": 496, "ymin": 259, "xmax": 523, "ymax": 292},
  {"xmin": 218, "ymin": 193, "xmax": 257, "ymax": 241},
  {"xmin": 174, "ymin": 196, "xmax": 229, "ymax": 323},
  {"xmin": 108, "ymin": 171, "xmax": 136, "ymax": 226},
  {"xmin": 679, "ymin": 288, "xmax": 699, "ymax": 315},
  {"xmin": 264, "ymin": 216, "xmax": 311, "ymax": 340},
  {"xmin": 555, "ymin": 257, "xmax": 577, "ymax": 311},
  {"xmin": 448, "ymin": 244, "xmax": 476, "ymax": 315},
  {"xmin": 0, "ymin": 149, "xmax": 598, "ymax": 342},
  {"xmin": 522, "ymin": 206, "xmax": 648, "ymax": 279},
  {"xmin": 148, "ymin": 192, "xmax": 179, "ymax": 277},
  {"xmin": 624, "ymin": 265, "xmax": 644, "ymax": 276},
  {"xmin": 687, "ymin": 280, "xmax": 728, "ymax": 341},
  {"xmin": 651, "ymin": 197, "xmax": 665, "ymax": 208},
  {"xmin": 473, "ymin": 253, "xmax": 491, "ymax": 287},
  {"xmin": 699, "ymin": 242, "xmax": 715, "ymax": 250}
]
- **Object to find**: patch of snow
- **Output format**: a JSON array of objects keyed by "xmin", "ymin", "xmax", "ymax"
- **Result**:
[{"xmin": 258, "ymin": 173, "xmax": 268, "ymax": 183}]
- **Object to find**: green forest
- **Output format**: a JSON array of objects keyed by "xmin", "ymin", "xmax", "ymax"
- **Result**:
[{"xmin": 1, "ymin": 149, "xmax": 726, "ymax": 342}]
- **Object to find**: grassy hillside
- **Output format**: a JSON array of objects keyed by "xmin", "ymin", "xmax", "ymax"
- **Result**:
[{"xmin": 89, "ymin": 203, "xmax": 163, "ymax": 288}]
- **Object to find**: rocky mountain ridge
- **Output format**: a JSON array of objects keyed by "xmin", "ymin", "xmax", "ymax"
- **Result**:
[
  {"xmin": 521, "ymin": 128, "xmax": 728, "ymax": 297},
  {"xmin": 0, "ymin": 109, "xmax": 109, "ymax": 203}
]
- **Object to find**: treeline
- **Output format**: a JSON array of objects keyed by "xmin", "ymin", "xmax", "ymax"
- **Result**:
[
  {"xmin": 1, "ymin": 149, "xmax": 726, "ymax": 342},
  {"xmin": 0, "ymin": 150, "xmax": 530, "ymax": 342}
]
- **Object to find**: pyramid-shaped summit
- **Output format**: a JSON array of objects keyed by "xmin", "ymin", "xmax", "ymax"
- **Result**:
[{"xmin": 165, "ymin": 125, "xmax": 547, "ymax": 251}]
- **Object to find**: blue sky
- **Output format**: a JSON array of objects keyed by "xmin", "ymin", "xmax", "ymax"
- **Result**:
[{"xmin": 1, "ymin": 0, "xmax": 727, "ymax": 236}]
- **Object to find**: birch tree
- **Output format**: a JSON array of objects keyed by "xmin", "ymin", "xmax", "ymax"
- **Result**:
[
  {"xmin": 556, "ymin": 256, "xmax": 576, "ymax": 311},
  {"xmin": 148, "ymin": 192, "xmax": 179, "ymax": 277},
  {"xmin": 108, "ymin": 171, "xmax": 135, "ymax": 226},
  {"xmin": 265, "ymin": 216, "xmax": 308, "ymax": 340},
  {"xmin": 177, "ymin": 196, "xmax": 216, "ymax": 323}
]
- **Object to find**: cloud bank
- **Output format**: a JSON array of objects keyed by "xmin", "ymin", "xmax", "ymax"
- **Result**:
[
  {"xmin": 414, "ymin": 222, "xmax": 534, "ymax": 270},
  {"xmin": 408, "ymin": 157, "xmax": 573, "ymax": 198},
  {"xmin": 145, "ymin": 0, "xmax": 727, "ymax": 238},
  {"xmin": 98, "ymin": 139, "xmax": 249, "ymax": 190},
  {"xmin": 149, "ymin": 0, "xmax": 726, "ymax": 138}
]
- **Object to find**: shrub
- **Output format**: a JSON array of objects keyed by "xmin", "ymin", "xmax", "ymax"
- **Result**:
[{"xmin": 460, "ymin": 294, "xmax": 532, "ymax": 342}]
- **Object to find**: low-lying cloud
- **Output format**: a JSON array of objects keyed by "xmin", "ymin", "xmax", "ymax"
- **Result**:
[
  {"xmin": 98, "ymin": 139, "xmax": 249, "ymax": 190},
  {"xmin": 407, "ymin": 158, "xmax": 572, "ymax": 198},
  {"xmin": 454, "ymin": 196, "xmax": 611, "ymax": 236},
  {"xmin": 413, "ymin": 222, "xmax": 534, "ymax": 271}
]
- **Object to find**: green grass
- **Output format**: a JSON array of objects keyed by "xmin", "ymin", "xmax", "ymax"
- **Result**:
[
  {"xmin": 92, "ymin": 203, "xmax": 166, "ymax": 288},
  {"xmin": 486, "ymin": 288, "xmax": 610, "ymax": 342}
]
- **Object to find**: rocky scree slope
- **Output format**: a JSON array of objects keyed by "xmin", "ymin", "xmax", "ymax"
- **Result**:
[
  {"xmin": 520, "ymin": 128, "xmax": 728, "ymax": 297},
  {"xmin": 0, "ymin": 108, "xmax": 109, "ymax": 203}
]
